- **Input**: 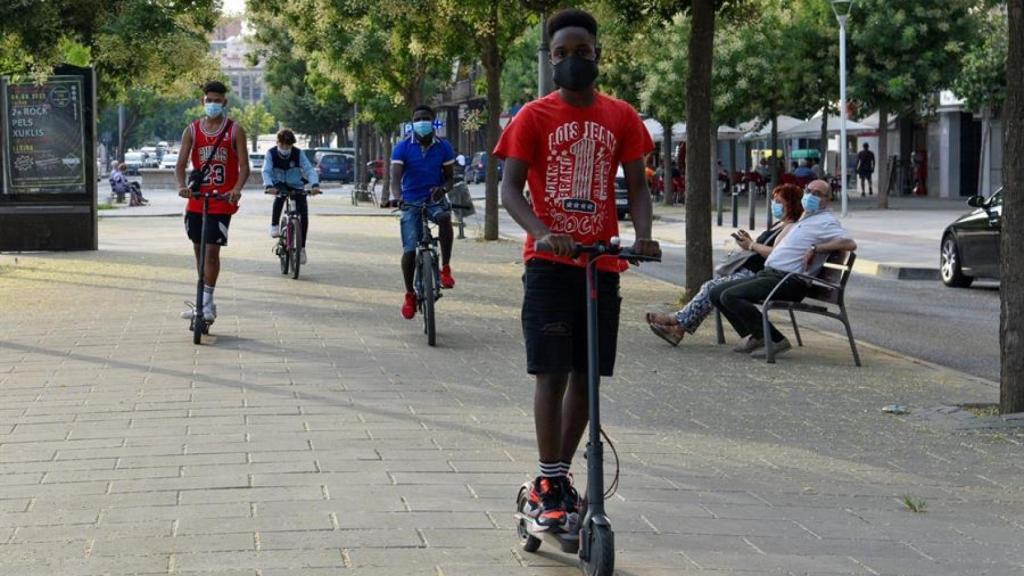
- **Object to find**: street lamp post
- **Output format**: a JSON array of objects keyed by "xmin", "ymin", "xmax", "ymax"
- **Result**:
[{"xmin": 832, "ymin": 0, "xmax": 853, "ymax": 218}]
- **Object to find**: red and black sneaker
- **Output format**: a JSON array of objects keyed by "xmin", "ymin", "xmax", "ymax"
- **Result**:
[
  {"xmin": 563, "ymin": 474, "xmax": 582, "ymax": 517},
  {"xmin": 527, "ymin": 476, "xmax": 567, "ymax": 531}
]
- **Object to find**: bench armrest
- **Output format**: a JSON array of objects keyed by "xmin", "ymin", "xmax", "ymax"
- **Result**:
[{"xmin": 763, "ymin": 271, "xmax": 840, "ymax": 305}]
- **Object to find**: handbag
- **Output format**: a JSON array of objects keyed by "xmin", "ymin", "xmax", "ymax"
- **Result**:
[
  {"xmin": 714, "ymin": 250, "xmax": 759, "ymax": 277},
  {"xmin": 187, "ymin": 119, "xmax": 233, "ymax": 194},
  {"xmin": 448, "ymin": 180, "xmax": 476, "ymax": 217}
]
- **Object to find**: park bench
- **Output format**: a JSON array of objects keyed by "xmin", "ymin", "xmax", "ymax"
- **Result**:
[{"xmin": 715, "ymin": 251, "xmax": 862, "ymax": 366}]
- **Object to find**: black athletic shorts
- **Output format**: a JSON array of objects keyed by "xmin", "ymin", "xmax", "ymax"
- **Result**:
[
  {"xmin": 185, "ymin": 212, "xmax": 231, "ymax": 246},
  {"xmin": 522, "ymin": 259, "xmax": 621, "ymax": 377}
]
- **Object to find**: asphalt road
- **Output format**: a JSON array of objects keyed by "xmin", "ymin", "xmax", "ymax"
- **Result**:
[{"xmin": 478, "ymin": 207, "xmax": 1001, "ymax": 383}]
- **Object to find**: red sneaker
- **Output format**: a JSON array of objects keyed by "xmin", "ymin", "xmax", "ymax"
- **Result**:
[
  {"xmin": 401, "ymin": 292, "xmax": 416, "ymax": 319},
  {"xmin": 440, "ymin": 265, "xmax": 455, "ymax": 289},
  {"xmin": 526, "ymin": 476, "xmax": 567, "ymax": 530}
]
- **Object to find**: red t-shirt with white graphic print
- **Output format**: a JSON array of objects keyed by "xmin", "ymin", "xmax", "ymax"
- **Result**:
[{"xmin": 493, "ymin": 91, "xmax": 653, "ymax": 272}]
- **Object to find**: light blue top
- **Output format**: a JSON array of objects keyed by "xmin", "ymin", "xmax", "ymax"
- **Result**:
[{"xmin": 261, "ymin": 147, "xmax": 319, "ymax": 189}]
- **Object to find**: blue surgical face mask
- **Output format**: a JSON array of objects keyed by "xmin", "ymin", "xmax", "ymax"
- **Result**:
[
  {"xmin": 801, "ymin": 192, "xmax": 821, "ymax": 213},
  {"xmin": 412, "ymin": 120, "xmax": 433, "ymax": 138},
  {"xmin": 204, "ymin": 102, "xmax": 224, "ymax": 118},
  {"xmin": 771, "ymin": 200, "xmax": 784, "ymax": 219}
]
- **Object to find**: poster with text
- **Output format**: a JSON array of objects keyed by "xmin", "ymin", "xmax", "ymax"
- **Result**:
[{"xmin": 3, "ymin": 76, "xmax": 86, "ymax": 193}]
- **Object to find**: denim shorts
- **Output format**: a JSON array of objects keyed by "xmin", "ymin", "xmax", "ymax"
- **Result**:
[{"xmin": 401, "ymin": 200, "xmax": 450, "ymax": 253}]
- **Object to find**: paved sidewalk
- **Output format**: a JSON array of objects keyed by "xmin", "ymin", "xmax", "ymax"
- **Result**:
[{"xmin": 1, "ymin": 200, "xmax": 1022, "ymax": 575}]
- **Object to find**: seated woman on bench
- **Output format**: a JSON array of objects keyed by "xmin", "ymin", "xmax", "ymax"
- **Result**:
[{"xmin": 647, "ymin": 184, "xmax": 803, "ymax": 346}]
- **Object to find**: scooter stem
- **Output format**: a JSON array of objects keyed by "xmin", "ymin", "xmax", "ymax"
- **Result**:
[{"xmin": 584, "ymin": 254, "xmax": 606, "ymax": 517}]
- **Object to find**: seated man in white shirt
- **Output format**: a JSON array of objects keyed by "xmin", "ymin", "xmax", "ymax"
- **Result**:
[{"xmin": 709, "ymin": 179, "xmax": 857, "ymax": 358}]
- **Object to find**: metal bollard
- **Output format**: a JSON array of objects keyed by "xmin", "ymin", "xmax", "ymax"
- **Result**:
[
  {"xmin": 765, "ymin": 190, "xmax": 773, "ymax": 229},
  {"xmin": 716, "ymin": 181, "xmax": 724, "ymax": 227},
  {"xmin": 731, "ymin": 190, "xmax": 739, "ymax": 229},
  {"xmin": 748, "ymin": 181, "xmax": 756, "ymax": 231}
]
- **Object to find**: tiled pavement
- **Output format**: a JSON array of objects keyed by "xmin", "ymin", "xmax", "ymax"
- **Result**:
[{"xmin": 1, "ymin": 200, "xmax": 1022, "ymax": 575}]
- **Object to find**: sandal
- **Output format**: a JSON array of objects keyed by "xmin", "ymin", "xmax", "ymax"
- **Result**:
[
  {"xmin": 649, "ymin": 322, "xmax": 684, "ymax": 347},
  {"xmin": 645, "ymin": 312, "xmax": 677, "ymax": 327}
]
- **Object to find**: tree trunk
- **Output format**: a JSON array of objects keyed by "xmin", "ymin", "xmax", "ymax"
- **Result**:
[
  {"xmin": 769, "ymin": 113, "xmax": 779, "ymax": 186},
  {"xmin": 877, "ymin": 103, "xmax": 890, "ymax": 209},
  {"xmin": 382, "ymin": 134, "xmax": 393, "ymax": 197},
  {"xmin": 819, "ymin": 106, "xmax": 829, "ymax": 174},
  {"xmin": 1002, "ymin": 0, "xmax": 1024, "ymax": 414},
  {"xmin": 661, "ymin": 120, "xmax": 674, "ymax": 206},
  {"xmin": 482, "ymin": 15, "xmax": 502, "ymax": 241},
  {"xmin": 684, "ymin": 0, "xmax": 715, "ymax": 295}
]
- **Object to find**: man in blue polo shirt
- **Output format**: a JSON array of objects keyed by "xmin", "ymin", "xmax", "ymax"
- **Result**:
[{"xmin": 388, "ymin": 104, "xmax": 457, "ymax": 320}]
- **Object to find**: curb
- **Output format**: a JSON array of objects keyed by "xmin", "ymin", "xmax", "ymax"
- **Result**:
[{"xmin": 852, "ymin": 258, "xmax": 940, "ymax": 281}]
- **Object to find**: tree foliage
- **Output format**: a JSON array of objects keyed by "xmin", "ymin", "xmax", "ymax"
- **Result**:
[
  {"xmin": 954, "ymin": 7, "xmax": 1008, "ymax": 113},
  {"xmin": 0, "ymin": 0, "xmax": 220, "ymax": 105}
]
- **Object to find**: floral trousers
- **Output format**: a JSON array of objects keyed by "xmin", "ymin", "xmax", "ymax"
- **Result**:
[{"xmin": 675, "ymin": 268, "xmax": 756, "ymax": 333}]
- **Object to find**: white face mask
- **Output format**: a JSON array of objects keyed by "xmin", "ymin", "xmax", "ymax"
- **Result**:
[{"xmin": 278, "ymin": 146, "xmax": 292, "ymax": 156}]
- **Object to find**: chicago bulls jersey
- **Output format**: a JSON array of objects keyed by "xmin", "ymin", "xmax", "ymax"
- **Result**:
[{"xmin": 186, "ymin": 118, "xmax": 240, "ymax": 215}]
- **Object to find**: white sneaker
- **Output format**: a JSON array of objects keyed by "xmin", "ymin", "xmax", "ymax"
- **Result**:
[
  {"xmin": 300, "ymin": 248, "xmax": 307, "ymax": 265},
  {"xmin": 180, "ymin": 308, "xmax": 195, "ymax": 320},
  {"xmin": 269, "ymin": 225, "xmax": 280, "ymax": 238},
  {"xmin": 202, "ymin": 302, "xmax": 217, "ymax": 322}
]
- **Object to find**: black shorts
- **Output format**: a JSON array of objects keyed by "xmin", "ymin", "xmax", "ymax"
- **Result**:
[
  {"xmin": 522, "ymin": 259, "xmax": 621, "ymax": 377},
  {"xmin": 185, "ymin": 212, "xmax": 231, "ymax": 246}
]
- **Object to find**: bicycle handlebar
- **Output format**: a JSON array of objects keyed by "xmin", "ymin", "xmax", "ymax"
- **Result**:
[
  {"xmin": 534, "ymin": 237, "xmax": 662, "ymax": 263},
  {"xmin": 266, "ymin": 183, "xmax": 310, "ymax": 196}
]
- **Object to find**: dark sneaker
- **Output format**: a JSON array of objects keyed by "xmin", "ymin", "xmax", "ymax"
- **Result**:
[
  {"xmin": 562, "ymin": 475, "xmax": 582, "ymax": 519},
  {"xmin": 401, "ymin": 292, "xmax": 416, "ymax": 320},
  {"xmin": 527, "ymin": 476, "xmax": 567, "ymax": 530},
  {"xmin": 440, "ymin": 265, "xmax": 455, "ymax": 289},
  {"xmin": 732, "ymin": 336, "xmax": 763, "ymax": 354}
]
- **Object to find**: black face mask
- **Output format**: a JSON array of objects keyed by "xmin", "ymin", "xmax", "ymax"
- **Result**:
[{"xmin": 553, "ymin": 55, "xmax": 598, "ymax": 92}]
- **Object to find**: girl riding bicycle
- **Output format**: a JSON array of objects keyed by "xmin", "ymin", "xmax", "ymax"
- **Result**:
[{"xmin": 262, "ymin": 129, "xmax": 321, "ymax": 265}]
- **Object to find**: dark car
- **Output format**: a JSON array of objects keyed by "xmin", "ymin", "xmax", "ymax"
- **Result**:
[
  {"xmin": 466, "ymin": 151, "xmax": 502, "ymax": 184},
  {"xmin": 940, "ymin": 188, "xmax": 1002, "ymax": 288},
  {"xmin": 615, "ymin": 165, "xmax": 629, "ymax": 220},
  {"xmin": 316, "ymin": 153, "xmax": 354, "ymax": 183}
]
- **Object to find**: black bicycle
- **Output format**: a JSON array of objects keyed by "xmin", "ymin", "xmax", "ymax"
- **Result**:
[
  {"xmin": 400, "ymin": 200, "xmax": 470, "ymax": 347},
  {"xmin": 184, "ymin": 190, "xmax": 231, "ymax": 345},
  {"xmin": 268, "ymin": 183, "xmax": 312, "ymax": 279},
  {"xmin": 514, "ymin": 238, "xmax": 660, "ymax": 576}
]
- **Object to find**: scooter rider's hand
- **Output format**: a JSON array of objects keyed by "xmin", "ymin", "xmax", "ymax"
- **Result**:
[
  {"xmin": 631, "ymin": 238, "xmax": 662, "ymax": 259},
  {"xmin": 228, "ymin": 189, "xmax": 242, "ymax": 205},
  {"xmin": 178, "ymin": 187, "xmax": 192, "ymax": 199},
  {"xmin": 536, "ymin": 231, "xmax": 576, "ymax": 258}
]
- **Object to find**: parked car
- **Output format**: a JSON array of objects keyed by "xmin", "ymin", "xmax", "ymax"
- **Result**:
[
  {"xmin": 466, "ymin": 151, "xmax": 502, "ymax": 183},
  {"xmin": 615, "ymin": 165, "xmax": 629, "ymax": 220},
  {"xmin": 316, "ymin": 153, "xmax": 354, "ymax": 182},
  {"xmin": 139, "ymin": 147, "xmax": 160, "ymax": 168},
  {"xmin": 249, "ymin": 152, "xmax": 265, "ymax": 171},
  {"xmin": 159, "ymin": 152, "xmax": 179, "ymax": 169},
  {"xmin": 123, "ymin": 152, "xmax": 144, "ymax": 175},
  {"xmin": 940, "ymin": 187, "xmax": 1002, "ymax": 288}
]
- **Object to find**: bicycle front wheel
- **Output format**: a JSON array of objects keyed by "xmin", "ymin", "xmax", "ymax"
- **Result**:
[
  {"xmin": 420, "ymin": 250, "xmax": 436, "ymax": 346},
  {"xmin": 290, "ymin": 217, "xmax": 302, "ymax": 280}
]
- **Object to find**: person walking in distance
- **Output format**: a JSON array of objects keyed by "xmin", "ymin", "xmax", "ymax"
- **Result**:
[
  {"xmin": 856, "ymin": 142, "xmax": 875, "ymax": 197},
  {"xmin": 495, "ymin": 8, "xmax": 660, "ymax": 531},
  {"xmin": 175, "ymin": 80, "xmax": 249, "ymax": 322}
]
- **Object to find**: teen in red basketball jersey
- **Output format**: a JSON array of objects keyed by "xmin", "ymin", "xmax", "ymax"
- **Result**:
[{"xmin": 175, "ymin": 80, "xmax": 250, "ymax": 322}]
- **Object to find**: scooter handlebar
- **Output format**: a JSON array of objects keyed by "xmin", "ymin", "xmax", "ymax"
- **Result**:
[{"xmin": 534, "ymin": 237, "xmax": 661, "ymax": 263}]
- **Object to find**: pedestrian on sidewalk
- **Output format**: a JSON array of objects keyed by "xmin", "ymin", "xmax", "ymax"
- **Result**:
[
  {"xmin": 175, "ymin": 80, "xmax": 249, "ymax": 323},
  {"xmin": 495, "ymin": 7, "xmax": 661, "ymax": 531},
  {"xmin": 709, "ymin": 179, "xmax": 857, "ymax": 358},
  {"xmin": 646, "ymin": 184, "xmax": 803, "ymax": 346},
  {"xmin": 387, "ymin": 104, "xmax": 458, "ymax": 320},
  {"xmin": 856, "ymin": 142, "xmax": 875, "ymax": 196}
]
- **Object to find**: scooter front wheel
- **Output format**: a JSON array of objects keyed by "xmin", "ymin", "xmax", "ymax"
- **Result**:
[{"xmin": 580, "ymin": 523, "xmax": 614, "ymax": 576}]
